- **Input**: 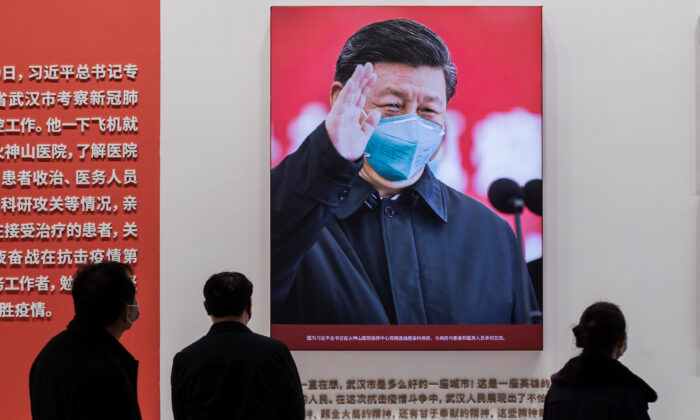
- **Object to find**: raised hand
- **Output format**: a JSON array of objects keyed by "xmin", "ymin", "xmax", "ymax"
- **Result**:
[{"xmin": 325, "ymin": 63, "xmax": 382, "ymax": 161}]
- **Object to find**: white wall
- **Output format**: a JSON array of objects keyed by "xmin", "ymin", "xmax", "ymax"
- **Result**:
[{"xmin": 161, "ymin": 0, "xmax": 700, "ymax": 418}]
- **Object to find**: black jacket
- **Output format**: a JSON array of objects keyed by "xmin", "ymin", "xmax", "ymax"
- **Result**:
[
  {"xmin": 271, "ymin": 123, "xmax": 538, "ymax": 324},
  {"xmin": 171, "ymin": 321, "xmax": 304, "ymax": 420},
  {"xmin": 29, "ymin": 318, "xmax": 142, "ymax": 420},
  {"xmin": 544, "ymin": 354, "xmax": 657, "ymax": 420}
]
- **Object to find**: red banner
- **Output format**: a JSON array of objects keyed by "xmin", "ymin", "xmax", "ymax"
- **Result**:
[{"xmin": 0, "ymin": 2, "xmax": 160, "ymax": 418}]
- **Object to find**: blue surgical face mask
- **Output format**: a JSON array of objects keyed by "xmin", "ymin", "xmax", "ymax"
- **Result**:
[{"xmin": 364, "ymin": 113, "xmax": 444, "ymax": 181}]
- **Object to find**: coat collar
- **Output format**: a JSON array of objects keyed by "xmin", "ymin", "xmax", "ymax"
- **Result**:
[
  {"xmin": 335, "ymin": 166, "xmax": 448, "ymax": 223},
  {"xmin": 67, "ymin": 316, "xmax": 137, "ymax": 366},
  {"xmin": 207, "ymin": 321, "xmax": 251, "ymax": 335}
]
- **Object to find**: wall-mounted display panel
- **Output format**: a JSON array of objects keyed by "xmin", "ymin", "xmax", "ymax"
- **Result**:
[{"xmin": 270, "ymin": 6, "xmax": 543, "ymax": 350}]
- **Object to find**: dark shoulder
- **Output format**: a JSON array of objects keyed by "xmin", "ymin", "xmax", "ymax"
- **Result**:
[
  {"xmin": 38, "ymin": 328, "xmax": 73, "ymax": 351},
  {"xmin": 174, "ymin": 329, "xmax": 290, "ymax": 364},
  {"xmin": 550, "ymin": 356, "xmax": 657, "ymax": 403},
  {"xmin": 32, "ymin": 329, "xmax": 70, "ymax": 371},
  {"xmin": 32, "ymin": 328, "xmax": 124, "ymax": 382},
  {"xmin": 34, "ymin": 328, "xmax": 96, "ymax": 363},
  {"xmin": 251, "ymin": 335, "xmax": 298, "ymax": 376},
  {"xmin": 244, "ymin": 331, "xmax": 291, "ymax": 357}
]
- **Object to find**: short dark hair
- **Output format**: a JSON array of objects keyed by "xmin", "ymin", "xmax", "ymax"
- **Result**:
[
  {"xmin": 334, "ymin": 19, "xmax": 457, "ymax": 102},
  {"xmin": 572, "ymin": 302, "xmax": 626, "ymax": 356},
  {"xmin": 72, "ymin": 262, "xmax": 135, "ymax": 327},
  {"xmin": 203, "ymin": 272, "xmax": 253, "ymax": 317}
]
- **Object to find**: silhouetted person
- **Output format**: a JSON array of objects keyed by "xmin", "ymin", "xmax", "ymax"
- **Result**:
[
  {"xmin": 544, "ymin": 302, "xmax": 657, "ymax": 419},
  {"xmin": 30, "ymin": 262, "xmax": 142, "ymax": 420},
  {"xmin": 171, "ymin": 272, "xmax": 304, "ymax": 420}
]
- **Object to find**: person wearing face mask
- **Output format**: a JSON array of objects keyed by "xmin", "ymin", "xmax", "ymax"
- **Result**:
[
  {"xmin": 271, "ymin": 18, "xmax": 538, "ymax": 325},
  {"xmin": 29, "ymin": 262, "xmax": 142, "ymax": 420},
  {"xmin": 170, "ymin": 272, "xmax": 304, "ymax": 420},
  {"xmin": 544, "ymin": 302, "xmax": 657, "ymax": 420}
]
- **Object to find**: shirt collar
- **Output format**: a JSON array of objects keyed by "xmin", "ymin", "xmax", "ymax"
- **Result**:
[
  {"xmin": 409, "ymin": 166, "xmax": 448, "ymax": 223},
  {"xmin": 335, "ymin": 177, "xmax": 376, "ymax": 220},
  {"xmin": 207, "ymin": 321, "xmax": 251, "ymax": 335},
  {"xmin": 335, "ymin": 166, "xmax": 447, "ymax": 223}
]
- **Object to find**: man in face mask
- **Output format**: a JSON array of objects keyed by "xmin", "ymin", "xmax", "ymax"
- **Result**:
[
  {"xmin": 30, "ymin": 262, "xmax": 142, "ymax": 420},
  {"xmin": 271, "ymin": 18, "xmax": 538, "ymax": 325}
]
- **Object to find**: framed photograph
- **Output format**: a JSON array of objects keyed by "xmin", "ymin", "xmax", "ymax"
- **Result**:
[{"xmin": 270, "ymin": 6, "xmax": 542, "ymax": 350}]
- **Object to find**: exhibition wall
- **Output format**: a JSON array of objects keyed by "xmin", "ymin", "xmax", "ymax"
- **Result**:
[
  {"xmin": 162, "ymin": 0, "xmax": 700, "ymax": 418},
  {"xmin": 2, "ymin": 0, "xmax": 697, "ymax": 418}
]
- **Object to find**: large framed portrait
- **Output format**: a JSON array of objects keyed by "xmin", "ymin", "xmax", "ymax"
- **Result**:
[{"xmin": 270, "ymin": 6, "xmax": 542, "ymax": 350}]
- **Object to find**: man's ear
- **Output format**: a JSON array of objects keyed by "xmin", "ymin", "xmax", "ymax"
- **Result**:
[
  {"xmin": 330, "ymin": 81, "xmax": 344, "ymax": 106},
  {"xmin": 203, "ymin": 301, "xmax": 210, "ymax": 316}
]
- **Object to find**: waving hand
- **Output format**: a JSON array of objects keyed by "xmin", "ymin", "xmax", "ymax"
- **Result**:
[{"xmin": 325, "ymin": 63, "xmax": 382, "ymax": 161}]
